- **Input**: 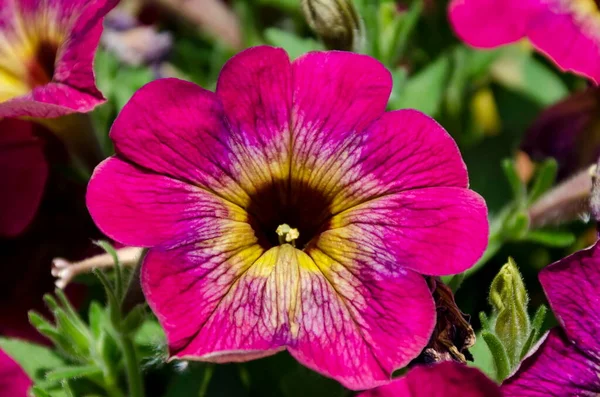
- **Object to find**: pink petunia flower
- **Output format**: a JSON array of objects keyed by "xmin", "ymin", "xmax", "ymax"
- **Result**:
[
  {"xmin": 0, "ymin": 348, "xmax": 30, "ymax": 397},
  {"xmin": 86, "ymin": 46, "xmax": 489, "ymax": 389},
  {"xmin": 448, "ymin": 0, "xmax": 600, "ymax": 83},
  {"xmin": 502, "ymin": 239, "xmax": 600, "ymax": 396},
  {"xmin": 0, "ymin": 0, "xmax": 116, "ymax": 119},
  {"xmin": 358, "ymin": 361, "xmax": 501, "ymax": 397}
]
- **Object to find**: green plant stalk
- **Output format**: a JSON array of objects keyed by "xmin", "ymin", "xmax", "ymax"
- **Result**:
[{"xmin": 118, "ymin": 332, "xmax": 144, "ymax": 397}]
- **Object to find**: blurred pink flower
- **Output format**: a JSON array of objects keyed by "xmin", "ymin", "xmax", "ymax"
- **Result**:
[
  {"xmin": 502, "ymin": 239, "xmax": 600, "ymax": 396},
  {"xmin": 358, "ymin": 361, "xmax": 501, "ymax": 397},
  {"xmin": 86, "ymin": 46, "xmax": 488, "ymax": 389},
  {"xmin": 0, "ymin": 0, "xmax": 116, "ymax": 119},
  {"xmin": 449, "ymin": 0, "xmax": 600, "ymax": 82},
  {"xmin": 0, "ymin": 349, "xmax": 30, "ymax": 397}
]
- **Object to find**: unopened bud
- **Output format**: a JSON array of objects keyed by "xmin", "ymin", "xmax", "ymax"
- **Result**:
[
  {"xmin": 301, "ymin": 0, "xmax": 363, "ymax": 51},
  {"xmin": 489, "ymin": 258, "xmax": 530, "ymax": 366}
]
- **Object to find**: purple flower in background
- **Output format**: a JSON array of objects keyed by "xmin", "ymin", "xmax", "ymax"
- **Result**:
[
  {"xmin": 0, "ymin": 0, "xmax": 116, "ymax": 119},
  {"xmin": 0, "ymin": 118, "xmax": 47, "ymax": 237},
  {"xmin": 0, "ymin": 349, "xmax": 30, "ymax": 397},
  {"xmin": 86, "ymin": 46, "xmax": 488, "ymax": 389},
  {"xmin": 522, "ymin": 88, "xmax": 600, "ymax": 181},
  {"xmin": 502, "ymin": 239, "xmax": 600, "ymax": 396},
  {"xmin": 449, "ymin": 0, "xmax": 600, "ymax": 82},
  {"xmin": 358, "ymin": 361, "xmax": 501, "ymax": 397}
]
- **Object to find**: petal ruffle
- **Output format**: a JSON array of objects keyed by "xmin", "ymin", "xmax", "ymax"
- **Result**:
[
  {"xmin": 86, "ymin": 157, "xmax": 250, "ymax": 248},
  {"xmin": 539, "ymin": 239, "xmax": 600, "ymax": 358},
  {"xmin": 0, "ymin": 118, "xmax": 47, "ymax": 237},
  {"xmin": 318, "ymin": 187, "xmax": 488, "ymax": 276},
  {"xmin": 359, "ymin": 361, "xmax": 501, "ymax": 397},
  {"xmin": 502, "ymin": 329, "xmax": 600, "ymax": 396},
  {"xmin": 143, "ymin": 244, "xmax": 435, "ymax": 390}
]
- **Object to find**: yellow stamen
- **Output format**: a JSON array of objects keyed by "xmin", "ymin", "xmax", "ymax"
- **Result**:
[{"xmin": 276, "ymin": 224, "xmax": 300, "ymax": 246}]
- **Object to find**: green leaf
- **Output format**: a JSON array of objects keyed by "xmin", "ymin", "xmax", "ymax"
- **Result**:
[
  {"xmin": 479, "ymin": 311, "xmax": 491, "ymax": 331},
  {"xmin": 469, "ymin": 333, "xmax": 495, "ymax": 379},
  {"xmin": 45, "ymin": 365, "xmax": 102, "ymax": 382},
  {"xmin": 121, "ymin": 305, "xmax": 147, "ymax": 335},
  {"xmin": 481, "ymin": 331, "xmax": 511, "ymax": 382},
  {"xmin": 0, "ymin": 338, "xmax": 66, "ymax": 382},
  {"xmin": 528, "ymin": 159, "xmax": 558, "ymax": 204},
  {"xmin": 390, "ymin": 54, "xmax": 451, "ymax": 116},
  {"xmin": 88, "ymin": 301, "xmax": 106, "ymax": 339},
  {"xmin": 134, "ymin": 318, "xmax": 166, "ymax": 346},
  {"xmin": 264, "ymin": 28, "xmax": 324, "ymax": 60},
  {"xmin": 502, "ymin": 159, "xmax": 526, "ymax": 202},
  {"xmin": 492, "ymin": 48, "xmax": 568, "ymax": 106},
  {"xmin": 523, "ymin": 229, "xmax": 576, "ymax": 247}
]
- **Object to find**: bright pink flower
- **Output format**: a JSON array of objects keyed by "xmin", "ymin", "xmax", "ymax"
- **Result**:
[
  {"xmin": 0, "ymin": 0, "xmax": 116, "ymax": 119},
  {"xmin": 0, "ymin": 118, "xmax": 47, "ymax": 237},
  {"xmin": 86, "ymin": 46, "xmax": 488, "ymax": 389},
  {"xmin": 359, "ymin": 361, "xmax": 501, "ymax": 397},
  {"xmin": 449, "ymin": 0, "xmax": 600, "ymax": 83},
  {"xmin": 502, "ymin": 239, "xmax": 600, "ymax": 396},
  {"xmin": 0, "ymin": 348, "xmax": 31, "ymax": 397}
]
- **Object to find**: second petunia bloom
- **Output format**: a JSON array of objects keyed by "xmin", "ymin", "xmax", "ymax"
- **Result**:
[
  {"xmin": 0, "ymin": 0, "xmax": 115, "ymax": 118},
  {"xmin": 86, "ymin": 46, "xmax": 488, "ymax": 390},
  {"xmin": 449, "ymin": 0, "xmax": 600, "ymax": 83}
]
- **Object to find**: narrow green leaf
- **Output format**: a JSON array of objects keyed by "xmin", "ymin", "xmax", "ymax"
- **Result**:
[
  {"xmin": 531, "ymin": 305, "xmax": 548, "ymax": 332},
  {"xmin": 502, "ymin": 159, "xmax": 526, "ymax": 202},
  {"xmin": 31, "ymin": 387, "xmax": 53, "ymax": 397},
  {"xmin": 479, "ymin": 311, "xmax": 490, "ymax": 331},
  {"xmin": 528, "ymin": 159, "xmax": 558, "ymax": 204},
  {"xmin": 523, "ymin": 230, "xmax": 576, "ymax": 247},
  {"xmin": 46, "ymin": 365, "xmax": 102, "ymax": 382},
  {"xmin": 481, "ymin": 331, "xmax": 511, "ymax": 382}
]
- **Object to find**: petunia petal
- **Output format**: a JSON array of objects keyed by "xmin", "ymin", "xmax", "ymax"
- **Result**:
[
  {"xmin": 527, "ymin": 9, "xmax": 600, "ymax": 84},
  {"xmin": 108, "ymin": 78, "xmax": 255, "ymax": 207},
  {"xmin": 216, "ymin": 46, "xmax": 293, "ymax": 196},
  {"xmin": 86, "ymin": 157, "xmax": 250, "ymax": 248},
  {"xmin": 0, "ymin": 118, "xmax": 47, "ymax": 237},
  {"xmin": 329, "ymin": 109, "xmax": 470, "ymax": 213},
  {"xmin": 0, "ymin": 348, "xmax": 31, "ymax": 397},
  {"xmin": 359, "ymin": 361, "xmax": 501, "ymax": 397},
  {"xmin": 448, "ymin": 0, "xmax": 543, "ymax": 47},
  {"xmin": 143, "ymin": 243, "xmax": 435, "ymax": 390},
  {"xmin": 318, "ymin": 187, "xmax": 488, "ymax": 276},
  {"xmin": 502, "ymin": 328, "xmax": 600, "ymax": 396},
  {"xmin": 539, "ymin": 239, "xmax": 600, "ymax": 358},
  {"xmin": 291, "ymin": 247, "xmax": 435, "ymax": 390},
  {"xmin": 289, "ymin": 51, "xmax": 391, "ymax": 202}
]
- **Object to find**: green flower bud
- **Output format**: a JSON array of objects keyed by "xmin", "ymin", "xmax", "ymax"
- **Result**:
[
  {"xmin": 301, "ymin": 0, "xmax": 363, "ymax": 51},
  {"xmin": 489, "ymin": 258, "xmax": 530, "ymax": 367}
]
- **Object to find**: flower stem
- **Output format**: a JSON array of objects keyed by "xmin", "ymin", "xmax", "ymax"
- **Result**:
[{"xmin": 118, "ymin": 332, "xmax": 144, "ymax": 397}]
